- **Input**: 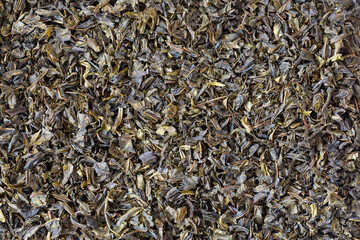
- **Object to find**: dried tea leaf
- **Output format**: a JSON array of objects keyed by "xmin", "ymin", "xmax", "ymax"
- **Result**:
[
  {"xmin": 87, "ymin": 38, "xmax": 101, "ymax": 52},
  {"xmin": 208, "ymin": 82, "xmax": 226, "ymax": 87},
  {"xmin": 114, "ymin": 207, "xmax": 142, "ymax": 233},
  {"xmin": 241, "ymin": 117, "xmax": 253, "ymax": 133},
  {"xmin": 30, "ymin": 192, "xmax": 47, "ymax": 208},
  {"xmin": 310, "ymin": 204, "xmax": 318, "ymax": 218},
  {"xmin": 260, "ymin": 162, "xmax": 270, "ymax": 177},
  {"xmin": 62, "ymin": 163, "xmax": 73, "ymax": 185},
  {"xmin": 23, "ymin": 225, "xmax": 42, "ymax": 240},
  {"xmin": 175, "ymin": 207, "xmax": 187, "ymax": 224},
  {"xmin": 139, "ymin": 152, "xmax": 157, "ymax": 164},
  {"xmin": 0, "ymin": 1, "xmax": 359, "ymax": 239},
  {"xmin": 0, "ymin": 209, "xmax": 5, "ymax": 223}
]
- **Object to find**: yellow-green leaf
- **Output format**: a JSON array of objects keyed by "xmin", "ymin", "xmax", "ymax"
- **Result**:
[
  {"xmin": 328, "ymin": 53, "xmax": 343, "ymax": 62},
  {"xmin": 241, "ymin": 116, "xmax": 253, "ymax": 133},
  {"xmin": 260, "ymin": 162, "xmax": 270, "ymax": 176},
  {"xmin": 310, "ymin": 204, "xmax": 318, "ymax": 218},
  {"xmin": 0, "ymin": 209, "xmax": 5, "ymax": 223},
  {"xmin": 208, "ymin": 82, "xmax": 225, "ymax": 87},
  {"xmin": 181, "ymin": 190, "xmax": 195, "ymax": 196}
]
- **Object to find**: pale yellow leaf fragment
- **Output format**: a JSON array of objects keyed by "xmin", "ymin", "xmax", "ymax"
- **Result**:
[
  {"xmin": 328, "ymin": 54, "xmax": 343, "ymax": 62},
  {"xmin": 156, "ymin": 126, "xmax": 166, "ymax": 136},
  {"xmin": 156, "ymin": 126, "xmax": 177, "ymax": 137},
  {"xmin": 241, "ymin": 116, "xmax": 253, "ymax": 133},
  {"xmin": 208, "ymin": 82, "xmax": 225, "ymax": 87},
  {"xmin": 260, "ymin": 162, "xmax": 270, "ymax": 176},
  {"xmin": 0, "ymin": 209, "xmax": 5, "ymax": 223},
  {"xmin": 311, "ymin": 204, "xmax": 318, "ymax": 218},
  {"xmin": 302, "ymin": 110, "xmax": 312, "ymax": 116},
  {"xmin": 273, "ymin": 23, "xmax": 282, "ymax": 39}
]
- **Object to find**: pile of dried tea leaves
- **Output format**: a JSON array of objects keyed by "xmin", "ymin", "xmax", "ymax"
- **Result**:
[{"xmin": 1, "ymin": 0, "xmax": 360, "ymax": 239}]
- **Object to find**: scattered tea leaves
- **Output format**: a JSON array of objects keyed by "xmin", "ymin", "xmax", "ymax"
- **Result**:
[{"xmin": 0, "ymin": 0, "xmax": 359, "ymax": 239}]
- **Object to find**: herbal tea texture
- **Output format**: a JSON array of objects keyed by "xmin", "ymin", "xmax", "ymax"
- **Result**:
[{"xmin": 0, "ymin": 0, "xmax": 360, "ymax": 239}]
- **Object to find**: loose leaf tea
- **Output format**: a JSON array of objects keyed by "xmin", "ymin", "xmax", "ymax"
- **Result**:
[{"xmin": 0, "ymin": 0, "xmax": 360, "ymax": 239}]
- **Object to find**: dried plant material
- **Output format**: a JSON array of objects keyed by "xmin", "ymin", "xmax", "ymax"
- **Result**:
[
  {"xmin": 0, "ymin": 209, "xmax": 5, "ymax": 223},
  {"xmin": 175, "ymin": 207, "xmax": 187, "ymax": 224},
  {"xmin": 0, "ymin": 0, "xmax": 359, "ymax": 239},
  {"xmin": 30, "ymin": 192, "xmax": 48, "ymax": 208},
  {"xmin": 241, "ymin": 116, "xmax": 253, "ymax": 133}
]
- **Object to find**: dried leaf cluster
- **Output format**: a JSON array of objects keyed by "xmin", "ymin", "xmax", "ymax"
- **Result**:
[{"xmin": 0, "ymin": 0, "xmax": 360, "ymax": 239}]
